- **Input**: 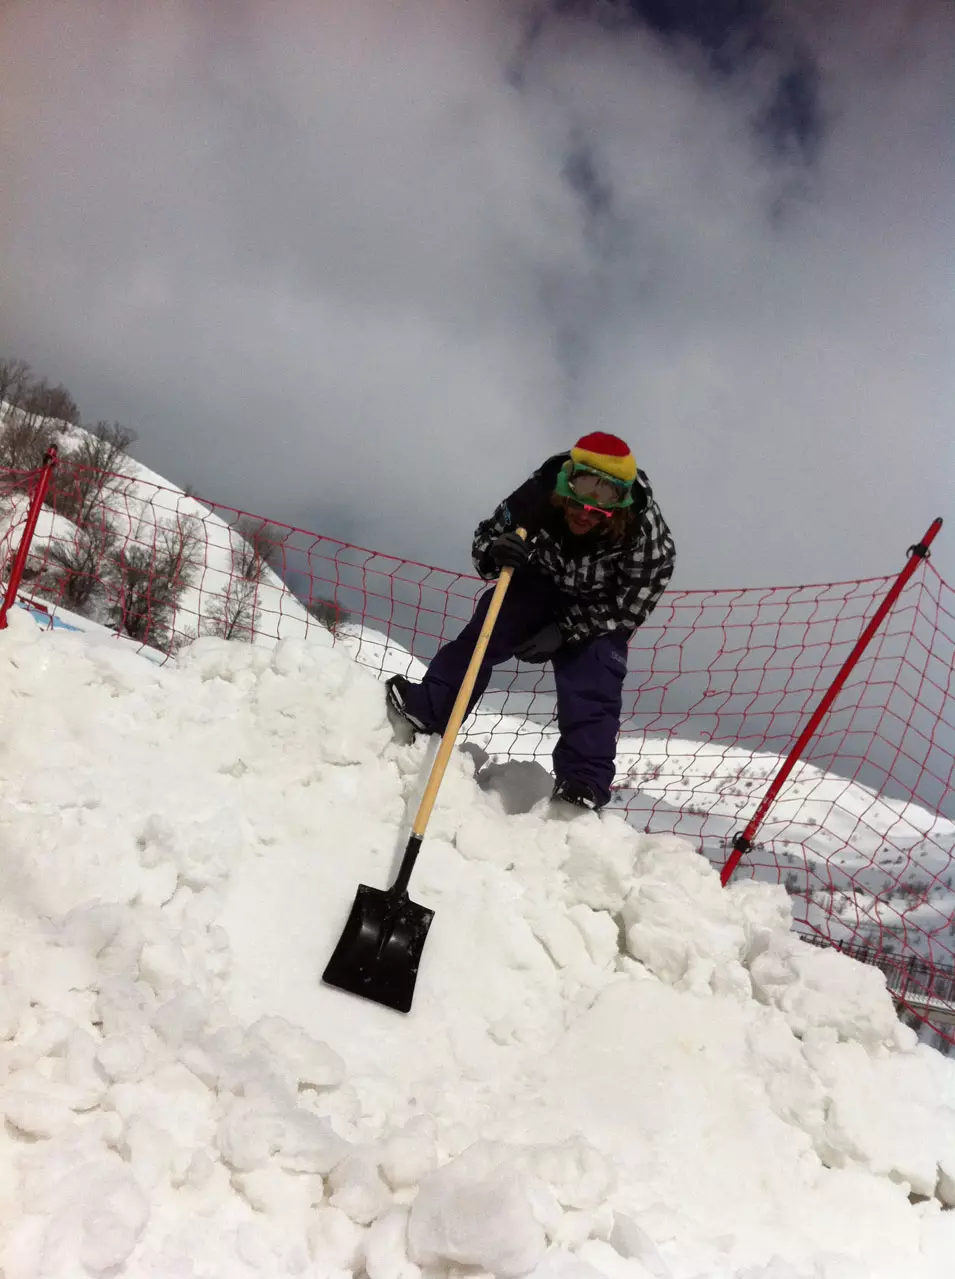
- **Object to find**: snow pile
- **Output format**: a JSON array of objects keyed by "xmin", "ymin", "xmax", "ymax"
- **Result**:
[
  {"xmin": 476, "ymin": 715, "xmax": 955, "ymax": 963},
  {"xmin": 1, "ymin": 608, "xmax": 955, "ymax": 1277}
]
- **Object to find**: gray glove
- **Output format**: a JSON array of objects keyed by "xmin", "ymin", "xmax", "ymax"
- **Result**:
[{"xmin": 515, "ymin": 622, "xmax": 564, "ymax": 664}]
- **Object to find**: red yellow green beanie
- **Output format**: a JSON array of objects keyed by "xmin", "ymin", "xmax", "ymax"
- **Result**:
[{"xmin": 570, "ymin": 432, "xmax": 637, "ymax": 485}]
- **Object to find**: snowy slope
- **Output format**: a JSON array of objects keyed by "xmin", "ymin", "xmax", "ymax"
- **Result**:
[
  {"xmin": 0, "ymin": 413, "xmax": 432, "ymax": 689},
  {"xmin": 0, "ymin": 411, "xmax": 327, "ymax": 650},
  {"xmin": 1, "ymin": 608, "xmax": 955, "ymax": 1278},
  {"xmin": 474, "ymin": 714, "xmax": 955, "ymax": 963}
]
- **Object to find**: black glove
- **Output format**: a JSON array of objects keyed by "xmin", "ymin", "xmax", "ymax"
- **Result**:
[
  {"xmin": 515, "ymin": 622, "xmax": 564, "ymax": 664},
  {"xmin": 489, "ymin": 530, "xmax": 529, "ymax": 570}
]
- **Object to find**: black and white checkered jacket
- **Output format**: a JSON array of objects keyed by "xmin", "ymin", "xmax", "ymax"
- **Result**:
[{"xmin": 472, "ymin": 453, "xmax": 675, "ymax": 645}]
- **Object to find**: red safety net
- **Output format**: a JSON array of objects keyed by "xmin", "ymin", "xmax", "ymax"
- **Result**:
[{"xmin": 2, "ymin": 460, "xmax": 954, "ymax": 1050}]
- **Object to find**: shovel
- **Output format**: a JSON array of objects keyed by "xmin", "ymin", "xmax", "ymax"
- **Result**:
[{"xmin": 322, "ymin": 529, "xmax": 526, "ymax": 1013}]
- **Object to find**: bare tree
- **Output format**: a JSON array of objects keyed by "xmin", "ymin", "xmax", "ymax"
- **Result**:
[
  {"xmin": 306, "ymin": 597, "xmax": 350, "ymax": 634},
  {"xmin": 42, "ymin": 521, "xmax": 119, "ymax": 611},
  {"xmin": 231, "ymin": 515, "xmax": 289, "ymax": 576},
  {"xmin": 111, "ymin": 515, "xmax": 201, "ymax": 650},
  {"xmin": 0, "ymin": 358, "xmax": 33, "ymax": 413},
  {"xmin": 0, "ymin": 412, "xmax": 55, "ymax": 478},
  {"xmin": 51, "ymin": 421, "xmax": 136, "ymax": 525},
  {"xmin": 202, "ymin": 578, "xmax": 259, "ymax": 642},
  {"xmin": 77, "ymin": 420, "xmax": 136, "ymax": 472},
  {"xmin": 20, "ymin": 379, "xmax": 80, "ymax": 427},
  {"xmin": 200, "ymin": 516, "xmax": 279, "ymax": 642}
]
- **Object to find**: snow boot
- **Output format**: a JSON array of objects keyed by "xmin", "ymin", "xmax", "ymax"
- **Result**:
[
  {"xmin": 551, "ymin": 777, "xmax": 603, "ymax": 812},
  {"xmin": 384, "ymin": 674, "xmax": 430, "ymax": 743}
]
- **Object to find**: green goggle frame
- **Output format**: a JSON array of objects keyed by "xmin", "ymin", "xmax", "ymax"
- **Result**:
[{"xmin": 555, "ymin": 461, "xmax": 634, "ymax": 510}]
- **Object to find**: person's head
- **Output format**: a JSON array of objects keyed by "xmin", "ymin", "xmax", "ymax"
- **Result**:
[{"xmin": 553, "ymin": 432, "xmax": 638, "ymax": 536}]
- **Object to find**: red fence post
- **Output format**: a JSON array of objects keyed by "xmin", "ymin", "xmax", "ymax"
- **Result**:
[
  {"xmin": 0, "ymin": 446, "xmax": 58, "ymax": 630},
  {"xmin": 720, "ymin": 517, "xmax": 944, "ymax": 886}
]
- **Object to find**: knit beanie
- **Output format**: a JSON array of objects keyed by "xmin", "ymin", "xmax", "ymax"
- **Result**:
[{"xmin": 570, "ymin": 432, "xmax": 637, "ymax": 485}]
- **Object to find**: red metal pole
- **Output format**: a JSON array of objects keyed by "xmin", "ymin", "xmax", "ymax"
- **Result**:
[
  {"xmin": 0, "ymin": 446, "xmax": 58, "ymax": 630},
  {"xmin": 720, "ymin": 518, "xmax": 944, "ymax": 886}
]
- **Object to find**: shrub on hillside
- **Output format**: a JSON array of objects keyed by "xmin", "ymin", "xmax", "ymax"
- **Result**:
[
  {"xmin": 0, "ymin": 358, "xmax": 33, "ymax": 413},
  {"xmin": 307, "ymin": 597, "xmax": 350, "ymax": 634},
  {"xmin": 50, "ymin": 421, "xmax": 136, "ymax": 525},
  {"xmin": 110, "ymin": 516, "xmax": 201, "ymax": 650},
  {"xmin": 40, "ymin": 522, "xmax": 120, "ymax": 612},
  {"xmin": 21, "ymin": 379, "xmax": 80, "ymax": 427},
  {"xmin": 0, "ymin": 412, "xmax": 55, "ymax": 476}
]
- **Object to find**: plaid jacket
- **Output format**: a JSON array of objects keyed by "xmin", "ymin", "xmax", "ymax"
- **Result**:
[{"xmin": 472, "ymin": 453, "xmax": 676, "ymax": 644}]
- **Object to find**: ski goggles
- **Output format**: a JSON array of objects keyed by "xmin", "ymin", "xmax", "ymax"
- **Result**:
[{"xmin": 555, "ymin": 461, "xmax": 634, "ymax": 512}]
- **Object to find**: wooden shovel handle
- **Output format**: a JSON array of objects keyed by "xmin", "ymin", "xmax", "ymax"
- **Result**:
[{"xmin": 411, "ymin": 528, "xmax": 526, "ymax": 838}]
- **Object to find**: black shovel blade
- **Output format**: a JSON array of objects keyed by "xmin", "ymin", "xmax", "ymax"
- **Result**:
[{"xmin": 322, "ymin": 884, "xmax": 435, "ymax": 1014}]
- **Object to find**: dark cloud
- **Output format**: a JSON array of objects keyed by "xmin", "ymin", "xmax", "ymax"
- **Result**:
[{"xmin": 0, "ymin": 0, "xmax": 952, "ymax": 588}]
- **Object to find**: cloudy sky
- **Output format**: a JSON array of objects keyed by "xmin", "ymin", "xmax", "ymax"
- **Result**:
[{"xmin": 0, "ymin": 0, "xmax": 952, "ymax": 588}]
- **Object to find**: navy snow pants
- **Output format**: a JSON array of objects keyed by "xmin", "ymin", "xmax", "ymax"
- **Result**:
[{"xmin": 402, "ymin": 572, "xmax": 628, "ymax": 807}]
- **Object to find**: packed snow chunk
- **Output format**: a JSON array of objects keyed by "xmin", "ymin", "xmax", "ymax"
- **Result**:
[
  {"xmin": 525, "ymin": 1252, "xmax": 614, "ymax": 1279},
  {"xmin": 454, "ymin": 809, "xmax": 520, "ymax": 870},
  {"xmin": 275, "ymin": 1108, "xmax": 351, "ymax": 1175},
  {"xmin": 107, "ymin": 1062, "xmax": 214, "ymax": 1163},
  {"xmin": 731, "ymin": 1263, "xmax": 810, "ymax": 1279},
  {"xmin": 376, "ymin": 1116, "xmax": 440, "ymax": 1190},
  {"xmin": 0, "ymin": 986, "xmax": 26, "ymax": 1041},
  {"xmin": 218, "ymin": 1091, "xmax": 350, "ymax": 1178},
  {"xmin": 215, "ymin": 1099, "xmax": 286, "ymax": 1172},
  {"xmin": 550, "ymin": 1204, "xmax": 615, "ymax": 1250},
  {"xmin": 920, "ymin": 1209, "xmax": 955, "ymax": 1273},
  {"xmin": 150, "ymin": 988, "xmax": 214, "ymax": 1054},
  {"xmin": 257, "ymin": 637, "xmax": 392, "ymax": 767},
  {"xmin": 95, "ymin": 1031, "xmax": 150, "ymax": 1083},
  {"xmin": 578, "ymin": 1239, "xmax": 664, "ymax": 1279},
  {"xmin": 727, "ymin": 878, "xmax": 795, "ymax": 954},
  {"xmin": 561, "ymin": 815, "xmax": 643, "ymax": 912},
  {"xmin": 96, "ymin": 976, "xmax": 158, "ymax": 1038},
  {"xmin": 61, "ymin": 1029, "xmax": 110, "ymax": 1108},
  {"xmin": 610, "ymin": 1212, "xmax": 673, "ymax": 1277},
  {"xmin": 28, "ymin": 1156, "xmax": 149, "ymax": 1275},
  {"xmin": 250, "ymin": 1015, "xmax": 345, "ymax": 1091},
  {"xmin": 517, "ymin": 1139, "xmax": 615, "ymax": 1212},
  {"xmin": 802, "ymin": 1034, "xmax": 955, "ymax": 1196},
  {"xmin": 308, "ymin": 1204, "xmax": 367, "ymax": 1271},
  {"xmin": 9, "ymin": 939, "xmax": 100, "ymax": 1007},
  {"xmin": 1, "ymin": 1086, "xmax": 75, "ymax": 1139},
  {"xmin": 232, "ymin": 1165, "xmax": 323, "ymax": 1221},
  {"xmin": 6, "ymin": 1011, "xmax": 74, "ymax": 1069},
  {"xmin": 621, "ymin": 838, "xmax": 749, "ymax": 990},
  {"xmin": 363, "ymin": 1207, "xmax": 421, "ymax": 1279},
  {"xmin": 743, "ymin": 1011, "xmax": 826, "ymax": 1136},
  {"xmin": 749, "ymin": 936, "xmax": 900, "ymax": 1048},
  {"xmin": 329, "ymin": 1152, "xmax": 393, "ymax": 1224},
  {"xmin": 527, "ymin": 904, "xmax": 592, "ymax": 970},
  {"xmin": 174, "ymin": 636, "xmax": 274, "ymax": 685},
  {"xmin": 60, "ymin": 902, "xmax": 135, "ymax": 960},
  {"xmin": 408, "ymin": 1142, "xmax": 547, "ymax": 1277},
  {"xmin": 136, "ymin": 810, "xmax": 240, "ymax": 892},
  {"xmin": 567, "ymin": 903, "xmax": 620, "ymax": 968},
  {"xmin": 120, "ymin": 1114, "xmax": 178, "ymax": 1190}
]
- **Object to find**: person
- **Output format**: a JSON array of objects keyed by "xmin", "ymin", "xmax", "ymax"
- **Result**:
[{"xmin": 386, "ymin": 432, "xmax": 676, "ymax": 811}]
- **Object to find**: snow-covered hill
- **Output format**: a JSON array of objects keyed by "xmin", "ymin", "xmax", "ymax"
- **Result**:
[
  {"xmin": 0, "ymin": 409, "xmax": 428, "ymax": 688},
  {"xmin": 1, "ymin": 607, "xmax": 955, "ymax": 1278},
  {"xmin": 0, "ymin": 421, "xmax": 318, "ymax": 646}
]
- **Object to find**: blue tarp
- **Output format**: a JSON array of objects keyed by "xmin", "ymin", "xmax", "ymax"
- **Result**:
[{"xmin": 16, "ymin": 600, "xmax": 83, "ymax": 633}]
